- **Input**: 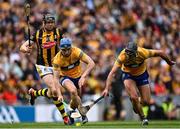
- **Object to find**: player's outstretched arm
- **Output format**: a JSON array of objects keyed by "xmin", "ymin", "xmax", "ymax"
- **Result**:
[
  {"xmin": 153, "ymin": 50, "xmax": 176, "ymax": 66},
  {"xmin": 102, "ymin": 64, "xmax": 119, "ymax": 97},
  {"xmin": 20, "ymin": 40, "xmax": 33, "ymax": 53}
]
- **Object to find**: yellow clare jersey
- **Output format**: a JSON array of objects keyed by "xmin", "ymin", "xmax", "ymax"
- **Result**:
[
  {"xmin": 31, "ymin": 28, "xmax": 62, "ymax": 67},
  {"xmin": 115, "ymin": 47, "xmax": 156, "ymax": 76},
  {"xmin": 53, "ymin": 46, "xmax": 87, "ymax": 78}
]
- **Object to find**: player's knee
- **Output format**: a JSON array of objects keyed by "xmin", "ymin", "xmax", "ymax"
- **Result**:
[{"xmin": 70, "ymin": 89, "xmax": 78, "ymax": 97}]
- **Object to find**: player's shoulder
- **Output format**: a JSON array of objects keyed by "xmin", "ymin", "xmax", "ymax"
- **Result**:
[
  {"xmin": 53, "ymin": 51, "xmax": 61, "ymax": 62},
  {"xmin": 36, "ymin": 27, "xmax": 44, "ymax": 33},
  {"xmin": 120, "ymin": 49, "xmax": 126, "ymax": 54},
  {"xmin": 137, "ymin": 47, "xmax": 149, "ymax": 53},
  {"xmin": 71, "ymin": 46, "xmax": 84, "ymax": 58},
  {"xmin": 119, "ymin": 49, "xmax": 126, "ymax": 60},
  {"xmin": 138, "ymin": 47, "xmax": 152, "ymax": 51},
  {"xmin": 55, "ymin": 26, "xmax": 62, "ymax": 31},
  {"xmin": 55, "ymin": 27, "xmax": 64, "ymax": 34},
  {"xmin": 35, "ymin": 28, "xmax": 44, "ymax": 36},
  {"xmin": 72, "ymin": 46, "xmax": 81, "ymax": 51},
  {"xmin": 54, "ymin": 51, "xmax": 61, "ymax": 58},
  {"xmin": 137, "ymin": 47, "xmax": 155, "ymax": 58},
  {"xmin": 55, "ymin": 27, "xmax": 61, "ymax": 32},
  {"xmin": 30, "ymin": 28, "xmax": 43, "ymax": 41}
]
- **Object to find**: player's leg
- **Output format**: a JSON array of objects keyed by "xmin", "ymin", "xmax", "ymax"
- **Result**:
[
  {"xmin": 28, "ymin": 87, "xmax": 48, "ymax": 105},
  {"xmin": 42, "ymin": 74, "xmax": 69, "ymax": 124},
  {"xmin": 135, "ymin": 71, "xmax": 150, "ymax": 125},
  {"xmin": 62, "ymin": 79, "xmax": 82, "ymax": 109},
  {"xmin": 123, "ymin": 79, "xmax": 145, "ymax": 120},
  {"xmin": 136, "ymin": 70, "xmax": 151, "ymax": 106},
  {"xmin": 28, "ymin": 65, "xmax": 50, "ymax": 105},
  {"xmin": 28, "ymin": 74, "xmax": 54, "ymax": 102},
  {"xmin": 29, "ymin": 65, "xmax": 54, "ymax": 100},
  {"xmin": 29, "ymin": 73, "xmax": 69, "ymax": 124},
  {"xmin": 138, "ymin": 84, "xmax": 150, "ymax": 125},
  {"xmin": 70, "ymin": 87, "xmax": 81, "ymax": 110},
  {"xmin": 62, "ymin": 78, "xmax": 88, "ymax": 124},
  {"xmin": 76, "ymin": 87, "xmax": 88, "ymax": 124},
  {"xmin": 30, "ymin": 74, "xmax": 54, "ymax": 98},
  {"xmin": 29, "ymin": 65, "xmax": 61, "ymax": 103},
  {"xmin": 69, "ymin": 77, "xmax": 88, "ymax": 124},
  {"xmin": 62, "ymin": 79, "xmax": 81, "ymax": 124},
  {"xmin": 138, "ymin": 84, "xmax": 151, "ymax": 106}
]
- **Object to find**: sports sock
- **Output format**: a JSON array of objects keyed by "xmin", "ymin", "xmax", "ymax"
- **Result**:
[
  {"xmin": 53, "ymin": 97, "xmax": 68, "ymax": 119},
  {"xmin": 33, "ymin": 89, "xmax": 68, "ymax": 120},
  {"xmin": 33, "ymin": 88, "xmax": 48, "ymax": 97}
]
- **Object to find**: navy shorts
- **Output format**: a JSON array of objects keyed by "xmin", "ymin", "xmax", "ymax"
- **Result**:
[
  {"xmin": 122, "ymin": 71, "xmax": 149, "ymax": 86},
  {"xmin": 59, "ymin": 76, "xmax": 80, "ymax": 89}
]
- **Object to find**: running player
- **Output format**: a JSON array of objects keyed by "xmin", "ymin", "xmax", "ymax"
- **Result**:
[
  {"xmin": 20, "ymin": 13, "xmax": 69, "ymax": 124},
  {"xmin": 102, "ymin": 42, "xmax": 175, "ymax": 125},
  {"xmin": 52, "ymin": 37, "xmax": 95, "ymax": 124}
]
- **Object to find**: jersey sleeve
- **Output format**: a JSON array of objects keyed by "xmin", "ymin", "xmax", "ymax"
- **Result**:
[
  {"xmin": 114, "ymin": 58, "xmax": 122, "ymax": 68},
  {"xmin": 114, "ymin": 52, "xmax": 125, "ymax": 68},
  {"xmin": 74, "ymin": 47, "xmax": 86, "ymax": 59},
  {"xmin": 140, "ymin": 48, "xmax": 156, "ymax": 59},
  {"xmin": 52, "ymin": 52, "xmax": 61, "ymax": 71},
  {"xmin": 148, "ymin": 50, "xmax": 157, "ymax": 57}
]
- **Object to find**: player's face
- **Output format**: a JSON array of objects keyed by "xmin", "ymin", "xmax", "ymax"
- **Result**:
[
  {"xmin": 125, "ymin": 49, "xmax": 137, "ymax": 59},
  {"xmin": 61, "ymin": 47, "xmax": 72, "ymax": 57},
  {"xmin": 44, "ymin": 20, "xmax": 55, "ymax": 31}
]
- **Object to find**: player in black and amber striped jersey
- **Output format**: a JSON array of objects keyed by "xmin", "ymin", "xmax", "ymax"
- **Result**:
[
  {"xmin": 33, "ymin": 25, "xmax": 60, "ymax": 67},
  {"xmin": 20, "ymin": 13, "xmax": 69, "ymax": 124}
]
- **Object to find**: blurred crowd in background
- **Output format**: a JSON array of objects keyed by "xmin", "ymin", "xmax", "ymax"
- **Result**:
[{"xmin": 0, "ymin": 0, "xmax": 179, "ymax": 120}]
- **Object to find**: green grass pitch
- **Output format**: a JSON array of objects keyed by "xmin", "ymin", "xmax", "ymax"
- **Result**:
[{"xmin": 0, "ymin": 121, "xmax": 179, "ymax": 129}]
